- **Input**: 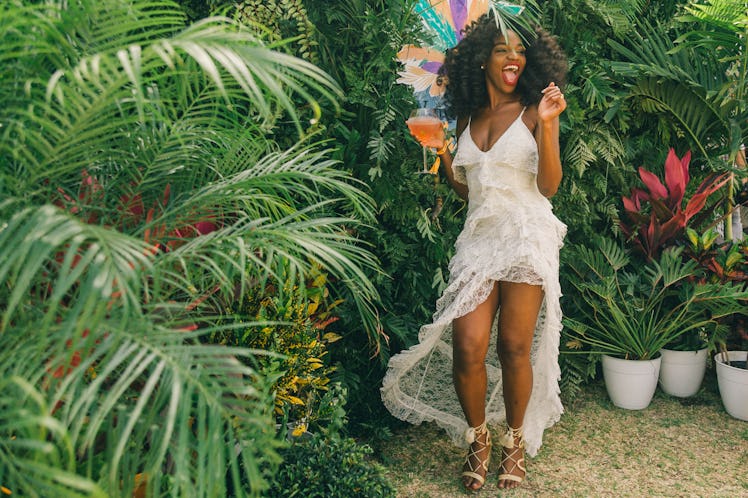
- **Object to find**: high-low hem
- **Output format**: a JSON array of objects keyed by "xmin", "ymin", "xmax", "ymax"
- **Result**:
[{"xmin": 381, "ymin": 275, "xmax": 564, "ymax": 457}]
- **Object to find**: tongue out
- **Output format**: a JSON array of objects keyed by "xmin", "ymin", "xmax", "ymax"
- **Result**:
[{"xmin": 502, "ymin": 69, "xmax": 519, "ymax": 86}]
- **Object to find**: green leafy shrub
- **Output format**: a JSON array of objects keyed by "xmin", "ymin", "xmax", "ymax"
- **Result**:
[
  {"xmin": 236, "ymin": 0, "xmax": 317, "ymax": 62},
  {"xmin": 215, "ymin": 264, "xmax": 344, "ymax": 432},
  {"xmin": 266, "ymin": 435, "xmax": 396, "ymax": 497},
  {"xmin": 297, "ymin": 0, "xmax": 469, "ymax": 435},
  {"xmin": 541, "ymin": 0, "xmax": 694, "ymax": 401}
]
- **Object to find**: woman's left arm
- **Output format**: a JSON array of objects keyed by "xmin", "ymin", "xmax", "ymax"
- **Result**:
[{"xmin": 534, "ymin": 82, "xmax": 566, "ymax": 198}]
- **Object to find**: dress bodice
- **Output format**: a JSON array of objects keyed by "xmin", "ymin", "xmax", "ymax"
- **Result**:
[
  {"xmin": 451, "ymin": 110, "xmax": 539, "ymax": 186},
  {"xmin": 452, "ymin": 109, "xmax": 538, "ymax": 197}
]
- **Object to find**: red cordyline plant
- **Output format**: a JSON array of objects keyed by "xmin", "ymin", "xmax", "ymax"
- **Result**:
[{"xmin": 621, "ymin": 148, "xmax": 730, "ymax": 261}]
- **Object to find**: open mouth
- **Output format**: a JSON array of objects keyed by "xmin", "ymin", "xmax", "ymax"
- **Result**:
[{"xmin": 502, "ymin": 64, "xmax": 520, "ymax": 86}]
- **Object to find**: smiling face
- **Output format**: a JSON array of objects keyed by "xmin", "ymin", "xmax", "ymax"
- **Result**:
[{"xmin": 484, "ymin": 30, "xmax": 526, "ymax": 95}]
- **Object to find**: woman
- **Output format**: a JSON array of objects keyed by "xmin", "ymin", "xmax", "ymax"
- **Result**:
[{"xmin": 381, "ymin": 13, "xmax": 568, "ymax": 491}]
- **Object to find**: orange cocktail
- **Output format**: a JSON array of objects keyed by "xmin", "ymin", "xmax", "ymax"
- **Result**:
[{"xmin": 406, "ymin": 115, "xmax": 445, "ymax": 148}]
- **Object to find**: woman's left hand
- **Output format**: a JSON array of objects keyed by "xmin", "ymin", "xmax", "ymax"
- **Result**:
[{"xmin": 538, "ymin": 82, "xmax": 566, "ymax": 122}]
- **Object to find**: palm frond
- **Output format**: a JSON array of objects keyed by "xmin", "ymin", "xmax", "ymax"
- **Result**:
[
  {"xmin": 609, "ymin": 12, "xmax": 744, "ymax": 158},
  {"xmin": 0, "ymin": 375, "xmax": 107, "ymax": 498},
  {"xmin": 0, "ymin": 203, "xmax": 150, "ymax": 333},
  {"xmin": 583, "ymin": 0, "xmax": 647, "ymax": 35},
  {"xmin": 1, "ymin": 6, "xmax": 341, "ymax": 186},
  {"xmin": 626, "ymin": 78, "xmax": 727, "ymax": 158},
  {"xmin": 0, "ymin": 318, "xmax": 281, "ymax": 497},
  {"xmin": 0, "ymin": 0, "xmax": 384, "ymax": 494}
]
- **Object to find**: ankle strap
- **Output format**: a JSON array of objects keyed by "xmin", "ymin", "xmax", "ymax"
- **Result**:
[
  {"xmin": 464, "ymin": 420, "xmax": 488, "ymax": 445},
  {"xmin": 498, "ymin": 425, "xmax": 524, "ymax": 449}
]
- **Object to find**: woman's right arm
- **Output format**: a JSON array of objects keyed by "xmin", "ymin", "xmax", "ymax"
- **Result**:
[{"xmin": 438, "ymin": 117, "xmax": 469, "ymax": 200}]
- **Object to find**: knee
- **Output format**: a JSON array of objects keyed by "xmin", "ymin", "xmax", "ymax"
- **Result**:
[
  {"xmin": 498, "ymin": 335, "xmax": 531, "ymax": 365},
  {"xmin": 453, "ymin": 336, "xmax": 487, "ymax": 371}
]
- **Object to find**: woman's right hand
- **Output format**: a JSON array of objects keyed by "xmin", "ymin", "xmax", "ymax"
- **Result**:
[{"xmin": 406, "ymin": 115, "xmax": 446, "ymax": 148}]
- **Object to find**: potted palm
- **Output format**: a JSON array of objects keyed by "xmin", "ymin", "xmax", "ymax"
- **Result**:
[
  {"xmin": 686, "ymin": 231, "xmax": 748, "ymax": 419},
  {"xmin": 619, "ymin": 148, "xmax": 730, "ymax": 397},
  {"xmin": 564, "ymin": 238, "xmax": 748, "ymax": 410}
]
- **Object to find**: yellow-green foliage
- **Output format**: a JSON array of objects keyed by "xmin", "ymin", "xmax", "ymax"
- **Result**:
[
  {"xmin": 219, "ymin": 266, "xmax": 342, "ymax": 427},
  {"xmin": 236, "ymin": 0, "xmax": 317, "ymax": 62},
  {"xmin": 248, "ymin": 299, "xmax": 334, "ymax": 419}
]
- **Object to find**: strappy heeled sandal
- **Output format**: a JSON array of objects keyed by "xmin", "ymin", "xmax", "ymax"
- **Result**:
[
  {"xmin": 461, "ymin": 420, "xmax": 491, "ymax": 491},
  {"xmin": 497, "ymin": 425, "xmax": 526, "ymax": 487}
]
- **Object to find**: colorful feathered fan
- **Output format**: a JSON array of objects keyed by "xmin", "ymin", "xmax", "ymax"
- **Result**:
[{"xmin": 396, "ymin": 0, "xmax": 530, "ymax": 108}]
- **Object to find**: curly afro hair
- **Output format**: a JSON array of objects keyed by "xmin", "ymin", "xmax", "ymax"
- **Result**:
[{"xmin": 439, "ymin": 13, "xmax": 567, "ymax": 119}]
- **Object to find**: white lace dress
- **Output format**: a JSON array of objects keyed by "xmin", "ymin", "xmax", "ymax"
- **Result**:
[{"xmin": 380, "ymin": 110, "xmax": 567, "ymax": 457}]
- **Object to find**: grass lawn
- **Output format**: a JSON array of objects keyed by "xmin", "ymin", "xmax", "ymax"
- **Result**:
[{"xmin": 376, "ymin": 366, "xmax": 747, "ymax": 497}]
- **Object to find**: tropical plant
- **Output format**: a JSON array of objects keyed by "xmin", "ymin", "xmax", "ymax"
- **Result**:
[
  {"xmin": 609, "ymin": 0, "xmax": 748, "ymax": 237},
  {"xmin": 0, "ymin": 0, "xmax": 382, "ymax": 496},
  {"xmin": 564, "ymin": 238, "xmax": 748, "ymax": 360},
  {"xmin": 293, "ymin": 0, "xmax": 473, "ymax": 430},
  {"xmin": 540, "ymin": 0, "xmax": 690, "ymax": 399},
  {"xmin": 621, "ymin": 148, "xmax": 730, "ymax": 261},
  {"xmin": 608, "ymin": 0, "xmax": 747, "ymax": 156},
  {"xmin": 213, "ymin": 262, "xmax": 345, "ymax": 434},
  {"xmin": 676, "ymin": 0, "xmax": 748, "ymax": 157}
]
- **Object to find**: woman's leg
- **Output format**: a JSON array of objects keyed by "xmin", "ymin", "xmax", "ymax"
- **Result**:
[
  {"xmin": 496, "ymin": 281, "xmax": 544, "ymax": 489},
  {"xmin": 452, "ymin": 281, "xmax": 500, "ymax": 491}
]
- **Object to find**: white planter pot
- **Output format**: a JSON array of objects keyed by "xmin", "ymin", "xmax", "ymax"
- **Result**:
[
  {"xmin": 714, "ymin": 351, "xmax": 748, "ymax": 421},
  {"xmin": 602, "ymin": 354, "xmax": 661, "ymax": 410},
  {"xmin": 658, "ymin": 348, "xmax": 707, "ymax": 397}
]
